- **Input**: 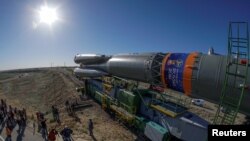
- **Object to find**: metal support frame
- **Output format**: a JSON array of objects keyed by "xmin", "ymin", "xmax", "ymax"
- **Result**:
[{"xmin": 213, "ymin": 22, "xmax": 249, "ymax": 124}]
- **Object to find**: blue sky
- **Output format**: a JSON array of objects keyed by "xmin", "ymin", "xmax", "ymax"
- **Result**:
[{"xmin": 0, "ymin": 0, "xmax": 249, "ymax": 70}]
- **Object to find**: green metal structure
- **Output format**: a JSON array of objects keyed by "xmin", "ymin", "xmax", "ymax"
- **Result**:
[{"xmin": 213, "ymin": 22, "xmax": 249, "ymax": 124}]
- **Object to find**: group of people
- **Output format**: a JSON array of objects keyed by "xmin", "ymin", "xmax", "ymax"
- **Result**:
[
  {"xmin": 46, "ymin": 126, "xmax": 73, "ymax": 141},
  {"xmin": 0, "ymin": 99, "xmax": 94, "ymax": 141},
  {"xmin": 46, "ymin": 119, "xmax": 93, "ymax": 141},
  {"xmin": 0, "ymin": 99, "xmax": 27, "ymax": 141},
  {"xmin": 36, "ymin": 104, "xmax": 94, "ymax": 141}
]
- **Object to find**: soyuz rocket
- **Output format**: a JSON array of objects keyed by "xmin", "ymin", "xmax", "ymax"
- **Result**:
[{"xmin": 73, "ymin": 52, "xmax": 250, "ymax": 115}]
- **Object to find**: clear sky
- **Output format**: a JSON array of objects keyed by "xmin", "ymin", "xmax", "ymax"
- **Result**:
[{"xmin": 0, "ymin": 0, "xmax": 249, "ymax": 70}]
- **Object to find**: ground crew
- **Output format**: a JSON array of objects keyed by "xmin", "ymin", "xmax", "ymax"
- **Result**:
[
  {"xmin": 22, "ymin": 108, "xmax": 27, "ymax": 121},
  {"xmin": 65, "ymin": 100, "xmax": 74, "ymax": 116},
  {"xmin": 5, "ymin": 116, "xmax": 13, "ymax": 141},
  {"xmin": 65, "ymin": 100, "xmax": 70, "ymax": 113},
  {"xmin": 60, "ymin": 126, "xmax": 73, "ymax": 141},
  {"xmin": 36, "ymin": 112, "xmax": 42, "ymax": 132},
  {"xmin": 48, "ymin": 128, "xmax": 58, "ymax": 141},
  {"xmin": 41, "ymin": 118, "xmax": 48, "ymax": 141},
  {"xmin": 88, "ymin": 119, "xmax": 94, "ymax": 136},
  {"xmin": 16, "ymin": 110, "xmax": 22, "ymax": 133},
  {"xmin": 0, "ymin": 109, "xmax": 4, "ymax": 124},
  {"xmin": 5, "ymin": 126, "xmax": 12, "ymax": 141},
  {"xmin": 52, "ymin": 105, "xmax": 60, "ymax": 123}
]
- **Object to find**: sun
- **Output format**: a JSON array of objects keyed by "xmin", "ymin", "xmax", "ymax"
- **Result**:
[{"xmin": 39, "ymin": 5, "xmax": 58, "ymax": 25}]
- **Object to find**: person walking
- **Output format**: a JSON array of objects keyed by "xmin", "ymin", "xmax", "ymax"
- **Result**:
[
  {"xmin": 16, "ymin": 110, "xmax": 22, "ymax": 133},
  {"xmin": 52, "ymin": 106, "xmax": 56, "ymax": 120},
  {"xmin": 33, "ymin": 118, "xmax": 36, "ymax": 135},
  {"xmin": 60, "ymin": 126, "xmax": 73, "ymax": 141},
  {"xmin": 22, "ymin": 108, "xmax": 27, "ymax": 121},
  {"xmin": 36, "ymin": 112, "xmax": 42, "ymax": 132},
  {"xmin": 3, "ymin": 101, "xmax": 7, "ymax": 117},
  {"xmin": 41, "ymin": 118, "xmax": 48, "ymax": 141},
  {"xmin": 48, "ymin": 128, "xmax": 58, "ymax": 141},
  {"xmin": 88, "ymin": 119, "xmax": 94, "ymax": 136},
  {"xmin": 0, "ymin": 109, "xmax": 4, "ymax": 124},
  {"xmin": 5, "ymin": 117, "xmax": 13, "ymax": 141},
  {"xmin": 52, "ymin": 105, "xmax": 60, "ymax": 124},
  {"xmin": 5, "ymin": 126, "xmax": 12, "ymax": 141},
  {"xmin": 65, "ymin": 101, "xmax": 70, "ymax": 114}
]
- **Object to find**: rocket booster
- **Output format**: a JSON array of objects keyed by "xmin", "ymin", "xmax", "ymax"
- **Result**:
[{"xmin": 74, "ymin": 53, "xmax": 250, "ymax": 115}]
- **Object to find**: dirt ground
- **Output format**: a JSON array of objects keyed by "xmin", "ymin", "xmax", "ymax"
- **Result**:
[{"xmin": 0, "ymin": 68, "xmax": 136, "ymax": 141}]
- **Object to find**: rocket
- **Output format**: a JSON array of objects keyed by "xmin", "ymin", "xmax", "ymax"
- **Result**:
[{"xmin": 74, "ymin": 52, "xmax": 250, "ymax": 115}]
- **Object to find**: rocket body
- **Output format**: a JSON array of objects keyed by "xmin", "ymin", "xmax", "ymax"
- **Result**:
[{"xmin": 74, "ymin": 53, "xmax": 250, "ymax": 115}]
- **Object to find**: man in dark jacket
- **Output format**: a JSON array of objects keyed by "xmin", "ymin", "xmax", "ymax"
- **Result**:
[
  {"xmin": 60, "ymin": 126, "xmax": 73, "ymax": 141},
  {"xmin": 88, "ymin": 119, "xmax": 93, "ymax": 136},
  {"xmin": 52, "ymin": 105, "xmax": 60, "ymax": 123},
  {"xmin": 41, "ymin": 118, "xmax": 48, "ymax": 141}
]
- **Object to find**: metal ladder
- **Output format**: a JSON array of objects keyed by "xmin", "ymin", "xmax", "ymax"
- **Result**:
[{"xmin": 213, "ymin": 22, "xmax": 249, "ymax": 124}]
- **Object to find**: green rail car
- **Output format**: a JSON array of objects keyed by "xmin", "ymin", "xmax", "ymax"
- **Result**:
[
  {"xmin": 84, "ymin": 79, "xmax": 170, "ymax": 141},
  {"xmin": 82, "ymin": 77, "xmax": 209, "ymax": 141}
]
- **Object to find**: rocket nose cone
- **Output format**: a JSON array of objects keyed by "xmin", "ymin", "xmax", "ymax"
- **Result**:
[{"xmin": 74, "ymin": 54, "xmax": 83, "ymax": 64}]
